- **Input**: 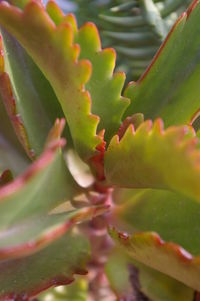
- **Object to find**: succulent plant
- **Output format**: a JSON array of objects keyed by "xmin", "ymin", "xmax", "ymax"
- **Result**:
[
  {"xmin": 100, "ymin": 0, "xmax": 192, "ymax": 78},
  {"xmin": 1, "ymin": 0, "xmax": 200, "ymax": 300}
]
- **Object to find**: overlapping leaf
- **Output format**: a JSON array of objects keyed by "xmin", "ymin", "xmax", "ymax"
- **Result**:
[
  {"xmin": 124, "ymin": 0, "xmax": 200, "ymax": 127},
  {"xmin": 0, "ymin": 0, "xmax": 101, "ymax": 159},
  {"xmin": 0, "ymin": 231, "xmax": 90, "ymax": 299},
  {"xmin": 137, "ymin": 264, "xmax": 194, "ymax": 301},
  {"xmin": 0, "ymin": 119, "xmax": 107, "ymax": 260},
  {"xmin": 105, "ymin": 119, "xmax": 200, "ymax": 202},
  {"xmin": 0, "ymin": 28, "xmax": 69, "ymax": 157},
  {"xmin": 113, "ymin": 188, "xmax": 200, "ymax": 255},
  {"xmin": 0, "ymin": 96, "xmax": 29, "ymax": 174},
  {"xmin": 44, "ymin": 0, "xmax": 130, "ymax": 142},
  {"xmin": 38, "ymin": 277, "xmax": 88, "ymax": 301},
  {"xmin": 109, "ymin": 227, "xmax": 200, "ymax": 291}
]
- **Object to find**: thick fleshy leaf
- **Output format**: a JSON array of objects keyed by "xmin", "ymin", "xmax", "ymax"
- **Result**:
[
  {"xmin": 0, "ymin": 29, "xmax": 70, "ymax": 157},
  {"xmin": 109, "ymin": 227, "xmax": 200, "ymax": 291},
  {"xmin": 105, "ymin": 119, "xmax": 200, "ymax": 202},
  {"xmin": 0, "ymin": 205, "xmax": 107, "ymax": 260},
  {"xmin": 76, "ymin": 21, "xmax": 130, "ymax": 141},
  {"xmin": 0, "ymin": 36, "xmax": 29, "ymax": 174},
  {"xmin": 0, "ymin": 0, "xmax": 101, "ymax": 159},
  {"xmin": 124, "ymin": 0, "xmax": 200, "ymax": 127},
  {"xmin": 113, "ymin": 188, "xmax": 200, "ymax": 255},
  {"xmin": 44, "ymin": 1, "xmax": 130, "ymax": 141},
  {"xmin": 0, "ymin": 119, "xmax": 88, "ymax": 259},
  {"xmin": 0, "ymin": 231, "xmax": 90, "ymax": 299},
  {"xmin": 137, "ymin": 264, "xmax": 194, "ymax": 301},
  {"xmin": 38, "ymin": 277, "xmax": 88, "ymax": 301},
  {"xmin": 105, "ymin": 248, "xmax": 134, "ymax": 300}
]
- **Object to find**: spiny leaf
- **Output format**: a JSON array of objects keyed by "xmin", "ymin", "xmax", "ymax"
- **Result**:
[
  {"xmin": 109, "ymin": 227, "xmax": 200, "ymax": 291},
  {"xmin": 76, "ymin": 22, "xmax": 129, "ymax": 141},
  {"xmin": 0, "ymin": 232, "xmax": 90, "ymax": 299},
  {"xmin": 0, "ymin": 0, "xmax": 101, "ymax": 159},
  {"xmin": 125, "ymin": 0, "xmax": 200, "ymax": 127},
  {"xmin": 105, "ymin": 119, "xmax": 200, "ymax": 202},
  {"xmin": 46, "ymin": 0, "xmax": 130, "ymax": 142}
]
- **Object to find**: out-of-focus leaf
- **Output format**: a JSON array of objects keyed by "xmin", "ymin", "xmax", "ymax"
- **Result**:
[
  {"xmin": 0, "ymin": 231, "xmax": 90, "ymax": 299},
  {"xmin": 38, "ymin": 277, "xmax": 88, "ymax": 301},
  {"xmin": 0, "ymin": 169, "xmax": 13, "ymax": 186},
  {"xmin": 113, "ymin": 188, "xmax": 200, "ymax": 255},
  {"xmin": 138, "ymin": 264, "xmax": 194, "ymax": 301},
  {"xmin": 109, "ymin": 227, "xmax": 200, "ymax": 291},
  {"xmin": 105, "ymin": 119, "xmax": 200, "ymax": 202},
  {"xmin": 0, "ymin": 29, "xmax": 71, "ymax": 157},
  {"xmin": 105, "ymin": 248, "xmax": 134, "ymax": 300},
  {"xmin": 0, "ymin": 0, "xmax": 101, "ymax": 159},
  {"xmin": 125, "ymin": 0, "xmax": 200, "ymax": 127},
  {"xmin": 0, "ymin": 119, "xmax": 91, "ymax": 259}
]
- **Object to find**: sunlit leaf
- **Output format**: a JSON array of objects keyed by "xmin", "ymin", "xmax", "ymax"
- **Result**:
[{"xmin": 105, "ymin": 119, "xmax": 200, "ymax": 202}]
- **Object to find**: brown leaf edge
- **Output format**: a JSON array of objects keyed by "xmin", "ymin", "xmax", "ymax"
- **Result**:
[
  {"xmin": 0, "ymin": 263, "xmax": 88, "ymax": 301},
  {"xmin": 0, "ymin": 34, "xmax": 36, "ymax": 160},
  {"xmin": 0, "ymin": 119, "xmax": 109, "ymax": 260},
  {"xmin": 0, "ymin": 169, "xmax": 13, "ymax": 186}
]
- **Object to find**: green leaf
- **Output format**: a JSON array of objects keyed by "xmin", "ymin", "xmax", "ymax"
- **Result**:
[
  {"xmin": 0, "ymin": 231, "xmax": 90, "ymax": 299},
  {"xmin": 45, "ymin": 1, "xmax": 130, "ymax": 142},
  {"xmin": 109, "ymin": 227, "xmax": 200, "ymax": 291},
  {"xmin": 0, "ymin": 0, "xmax": 101, "ymax": 159},
  {"xmin": 113, "ymin": 188, "xmax": 200, "ymax": 256},
  {"xmin": 0, "ymin": 29, "xmax": 70, "ymax": 157},
  {"xmin": 76, "ymin": 21, "xmax": 130, "ymax": 141},
  {"xmin": 0, "ymin": 119, "xmax": 89, "ymax": 259},
  {"xmin": 38, "ymin": 277, "xmax": 88, "ymax": 301},
  {"xmin": 105, "ymin": 119, "xmax": 200, "ymax": 202},
  {"xmin": 138, "ymin": 264, "xmax": 194, "ymax": 301},
  {"xmin": 124, "ymin": 1, "xmax": 200, "ymax": 127},
  {"xmin": 105, "ymin": 248, "xmax": 134, "ymax": 299},
  {"xmin": 0, "ymin": 91, "xmax": 29, "ymax": 175}
]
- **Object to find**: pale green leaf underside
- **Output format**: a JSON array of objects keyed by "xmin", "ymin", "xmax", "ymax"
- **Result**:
[
  {"xmin": 105, "ymin": 119, "xmax": 200, "ymax": 202},
  {"xmin": 125, "ymin": 1, "xmax": 200, "ymax": 127}
]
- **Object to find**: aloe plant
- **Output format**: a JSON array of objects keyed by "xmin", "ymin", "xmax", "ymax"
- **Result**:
[{"xmin": 1, "ymin": 0, "xmax": 200, "ymax": 300}]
